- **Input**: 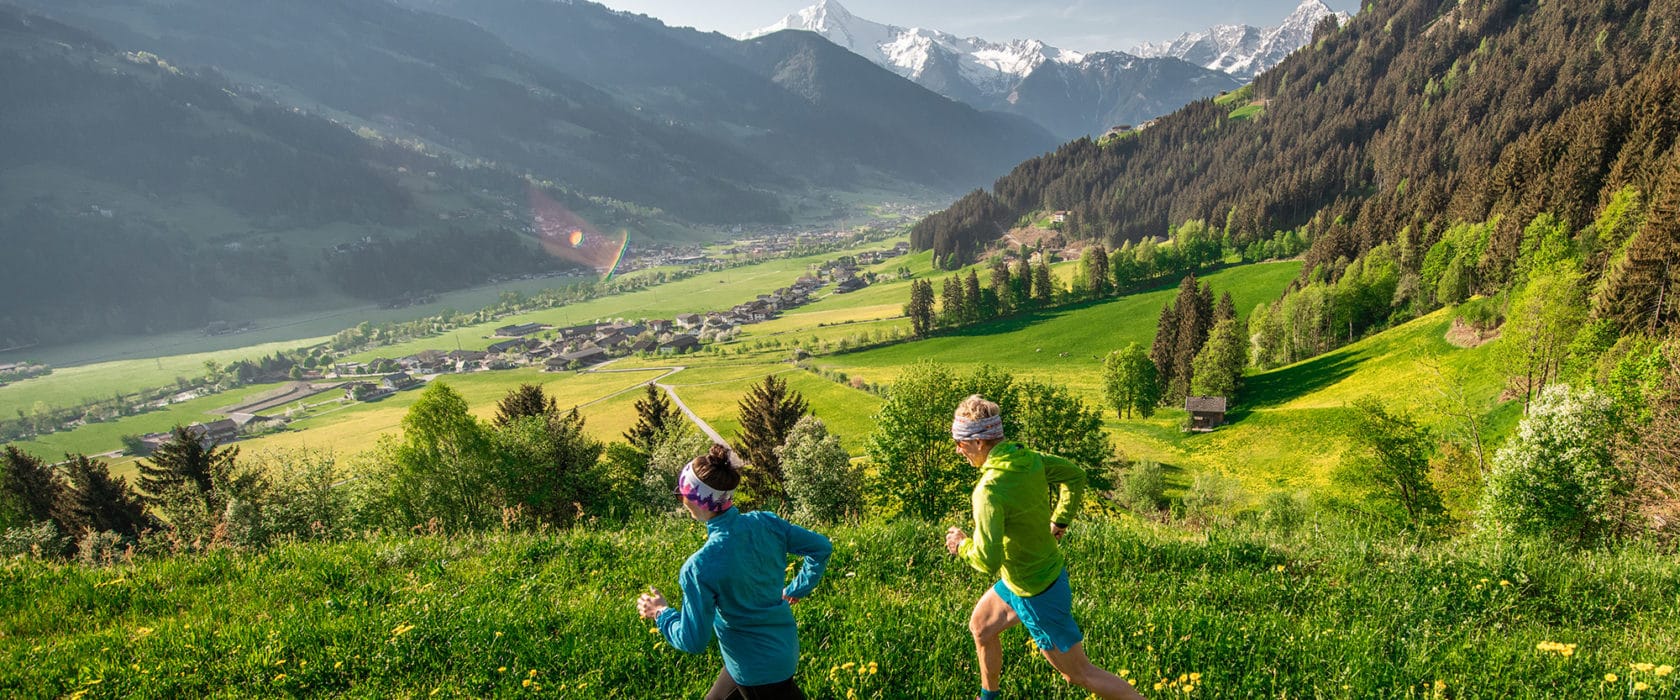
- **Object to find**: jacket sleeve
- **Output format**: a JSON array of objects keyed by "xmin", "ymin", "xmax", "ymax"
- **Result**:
[
  {"xmin": 959, "ymin": 482, "xmax": 1005, "ymax": 576},
  {"xmin": 779, "ymin": 515, "xmax": 832, "ymax": 600},
  {"xmin": 1043, "ymin": 454, "xmax": 1087, "ymax": 526},
  {"xmin": 655, "ymin": 563, "xmax": 716, "ymax": 654}
]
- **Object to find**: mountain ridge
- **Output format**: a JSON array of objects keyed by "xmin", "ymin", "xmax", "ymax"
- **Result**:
[{"xmin": 1134, "ymin": 0, "xmax": 1351, "ymax": 79}]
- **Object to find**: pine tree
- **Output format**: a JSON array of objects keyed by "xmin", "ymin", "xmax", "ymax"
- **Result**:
[
  {"xmin": 624, "ymin": 384, "xmax": 676, "ymax": 453},
  {"xmin": 1, "ymin": 445, "xmax": 65, "ymax": 530},
  {"xmin": 1150, "ymin": 300, "xmax": 1180, "ymax": 396},
  {"xmin": 57, "ymin": 454, "xmax": 155, "ymax": 540},
  {"xmin": 137, "ymin": 425, "xmax": 238, "ymax": 513},
  {"xmin": 989, "ymin": 261, "xmax": 1014, "ymax": 316},
  {"xmin": 940, "ymin": 276, "xmax": 966, "ymax": 327},
  {"xmin": 906, "ymin": 279, "xmax": 936, "ymax": 337},
  {"xmin": 494, "ymin": 383, "xmax": 559, "ymax": 427},
  {"xmin": 1165, "ymin": 275, "xmax": 1214, "ymax": 403},
  {"xmin": 1011, "ymin": 254, "xmax": 1032, "ymax": 309},
  {"xmin": 963, "ymin": 269, "xmax": 985, "ymax": 323},
  {"xmin": 1596, "ymin": 149, "xmax": 1680, "ymax": 333},
  {"xmin": 1032, "ymin": 257, "xmax": 1054, "ymax": 305},
  {"xmin": 1086, "ymin": 244, "xmax": 1111, "ymax": 296},
  {"xmin": 732, "ymin": 375, "xmax": 811, "ymax": 501},
  {"xmin": 1191, "ymin": 316, "xmax": 1249, "ymax": 400}
]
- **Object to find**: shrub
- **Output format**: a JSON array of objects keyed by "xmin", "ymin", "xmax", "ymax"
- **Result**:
[
  {"xmin": 1260, "ymin": 491, "xmax": 1308, "ymax": 533},
  {"xmin": 1183, "ymin": 471, "xmax": 1243, "ymax": 524},
  {"xmin": 0, "ymin": 520, "xmax": 65, "ymax": 559},
  {"xmin": 1479, "ymin": 384, "xmax": 1626, "ymax": 546},
  {"xmin": 779, "ymin": 417, "xmax": 861, "ymax": 524},
  {"xmin": 1116, "ymin": 460, "xmax": 1167, "ymax": 513},
  {"xmin": 77, "ymin": 530, "xmax": 126, "ymax": 566},
  {"xmin": 645, "ymin": 422, "xmax": 711, "ymax": 516}
]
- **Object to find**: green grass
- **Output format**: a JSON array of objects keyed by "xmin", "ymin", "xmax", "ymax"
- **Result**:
[
  {"xmin": 3, "ymin": 518, "xmax": 1675, "ymax": 698},
  {"xmin": 12, "ymin": 383, "xmax": 284, "ymax": 461},
  {"xmin": 1228, "ymin": 104, "xmax": 1266, "ymax": 122}
]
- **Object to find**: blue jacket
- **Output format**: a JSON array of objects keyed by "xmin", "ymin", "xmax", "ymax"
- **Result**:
[{"xmin": 657, "ymin": 507, "xmax": 832, "ymax": 686}]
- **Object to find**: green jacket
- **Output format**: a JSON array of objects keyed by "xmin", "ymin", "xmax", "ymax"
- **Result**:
[{"xmin": 958, "ymin": 442, "xmax": 1087, "ymax": 596}]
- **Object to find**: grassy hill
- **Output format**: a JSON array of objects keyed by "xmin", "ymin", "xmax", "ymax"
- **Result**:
[{"xmin": 3, "ymin": 518, "xmax": 1675, "ymax": 698}]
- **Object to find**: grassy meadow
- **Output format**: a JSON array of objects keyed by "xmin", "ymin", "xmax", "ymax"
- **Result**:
[{"xmin": 3, "ymin": 518, "xmax": 1676, "ymax": 699}]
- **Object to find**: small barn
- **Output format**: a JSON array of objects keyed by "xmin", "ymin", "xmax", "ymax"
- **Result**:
[{"xmin": 1185, "ymin": 396, "xmax": 1228, "ymax": 432}]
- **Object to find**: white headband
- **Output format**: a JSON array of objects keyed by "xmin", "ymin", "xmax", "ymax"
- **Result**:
[
  {"xmin": 677, "ymin": 462, "xmax": 734, "ymax": 512},
  {"xmin": 952, "ymin": 414, "xmax": 1004, "ymax": 441}
]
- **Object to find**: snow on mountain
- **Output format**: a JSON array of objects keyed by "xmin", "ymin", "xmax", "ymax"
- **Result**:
[
  {"xmin": 740, "ymin": 0, "xmax": 1244, "ymax": 140},
  {"xmin": 1134, "ymin": 0, "xmax": 1351, "ymax": 79},
  {"xmin": 741, "ymin": 0, "xmax": 1084, "ymax": 103}
]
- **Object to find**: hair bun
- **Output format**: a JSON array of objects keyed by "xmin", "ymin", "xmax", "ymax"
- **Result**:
[{"xmin": 707, "ymin": 444, "xmax": 733, "ymax": 470}]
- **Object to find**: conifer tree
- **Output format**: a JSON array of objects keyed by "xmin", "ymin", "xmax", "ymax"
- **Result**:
[
  {"xmin": 1191, "ymin": 316, "xmax": 1249, "ymax": 400},
  {"xmin": 906, "ymin": 279, "xmax": 936, "ymax": 337},
  {"xmin": 1085, "ymin": 244, "xmax": 1111, "ymax": 296},
  {"xmin": 1150, "ymin": 300, "xmax": 1180, "ymax": 396},
  {"xmin": 57, "ymin": 454, "xmax": 155, "ymax": 540},
  {"xmin": 624, "ymin": 384, "xmax": 676, "ymax": 453},
  {"xmin": 963, "ymin": 269, "xmax": 985, "ymax": 322},
  {"xmin": 1, "ymin": 445, "xmax": 65, "ymax": 530},
  {"xmin": 1032, "ymin": 257, "xmax": 1054, "ymax": 305},
  {"xmin": 940, "ymin": 276, "xmax": 966, "ymax": 327},
  {"xmin": 1011, "ymin": 253, "xmax": 1032, "ymax": 309},
  {"xmin": 989, "ymin": 261, "xmax": 1014, "ymax": 316},
  {"xmin": 1165, "ymin": 275, "xmax": 1214, "ymax": 403},
  {"xmin": 732, "ymin": 375, "xmax": 810, "ymax": 500},
  {"xmin": 494, "ymin": 383, "xmax": 559, "ymax": 427},
  {"xmin": 1596, "ymin": 150, "xmax": 1680, "ymax": 333},
  {"xmin": 137, "ymin": 425, "xmax": 238, "ymax": 514}
]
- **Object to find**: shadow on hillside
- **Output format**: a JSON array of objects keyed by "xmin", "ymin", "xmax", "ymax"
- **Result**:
[
  {"xmin": 940, "ymin": 295, "xmax": 1140, "ymax": 340},
  {"xmin": 1239, "ymin": 350, "xmax": 1363, "ymax": 410}
]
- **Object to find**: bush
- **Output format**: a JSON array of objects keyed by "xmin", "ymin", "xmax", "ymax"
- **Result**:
[
  {"xmin": 1260, "ymin": 491, "xmax": 1308, "ymax": 533},
  {"xmin": 77, "ymin": 530, "xmax": 126, "ymax": 566},
  {"xmin": 1479, "ymin": 384, "xmax": 1626, "ymax": 546},
  {"xmin": 778, "ymin": 417, "xmax": 862, "ymax": 524},
  {"xmin": 1115, "ymin": 460, "xmax": 1166, "ymax": 513},
  {"xmin": 251, "ymin": 449, "xmax": 352, "ymax": 541},
  {"xmin": 0, "ymin": 520, "xmax": 65, "ymax": 559},
  {"xmin": 645, "ymin": 423, "xmax": 711, "ymax": 516},
  {"xmin": 1182, "ymin": 471, "xmax": 1243, "ymax": 524}
]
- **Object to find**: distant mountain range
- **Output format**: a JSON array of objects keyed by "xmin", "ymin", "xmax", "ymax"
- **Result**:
[
  {"xmin": 1134, "ymin": 0, "xmax": 1352, "ymax": 79},
  {"xmin": 744, "ymin": 0, "xmax": 1345, "ymax": 140}
]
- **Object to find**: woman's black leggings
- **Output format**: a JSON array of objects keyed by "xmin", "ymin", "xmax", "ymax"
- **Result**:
[{"xmin": 704, "ymin": 667, "xmax": 806, "ymax": 700}]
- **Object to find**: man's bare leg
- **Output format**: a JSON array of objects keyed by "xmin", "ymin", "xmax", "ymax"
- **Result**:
[
  {"xmin": 968, "ymin": 588, "xmax": 1021, "ymax": 692},
  {"xmin": 1040, "ymin": 643, "xmax": 1145, "ymax": 700}
]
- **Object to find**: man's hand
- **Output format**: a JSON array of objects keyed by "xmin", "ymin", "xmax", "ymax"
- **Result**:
[
  {"xmin": 782, "ymin": 594, "xmax": 800, "ymax": 606},
  {"xmin": 1051, "ymin": 523, "xmax": 1068, "ymax": 540},
  {"xmin": 945, "ymin": 526, "xmax": 968, "ymax": 556},
  {"xmin": 637, "ymin": 588, "xmax": 669, "ymax": 620}
]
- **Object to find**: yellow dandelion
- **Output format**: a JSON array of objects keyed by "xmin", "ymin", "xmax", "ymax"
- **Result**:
[
  {"xmin": 1434, "ymin": 680, "xmax": 1446, "ymax": 692},
  {"xmin": 392, "ymin": 624, "xmax": 416, "ymax": 637},
  {"xmin": 1120, "ymin": 670, "xmax": 1129, "ymax": 677},
  {"xmin": 521, "ymin": 679, "xmax": 532, "ymax": 688},
  {"xmin": 1154, "ymin": 682, "xmax": 1165, "ymax": 691},
  {"xmin": 842, "ymin": 662, "xmax": 856, "ymax": 670},
  {"xmin": 1655, "ymin": 665, "xmax": 1673, "ymax": 677},
  {"xmin": 1500, "ymin": 580, "xmax": 1511, "ymax": 587},
  {"xmin": 529, "ymin": 669, "xmax": 539, "ymax": 677},
  {"xmin": 1606, "ymin": 673, "xmax": 1619, "ymax": 683},
  {"xmin": 498, "ymin": 667, "xmax": 507, "ymax": 673},
  {"xmin": 1633, "ymin": 662, "xmax": 1656, "ymax": 672},
  {"xmin": 334, "ymin": 662, "xmax": 344, "ymax": 670},
  {"xmin": 1275, "ymin": 564, "xmax": 1286, "ymax": 572},
  {"xmin": 579, "ymin": 682, "xmax": 589, "ymax": 688},
  {"xmin": 532, "ymin": 684, "xmax": 542, "ymax": 691},
  {"xmin": 1190, "ymin": 672, "xmax": 1202, "ymax": 682},
  {"xmin": 1184, "ymin": 685, "xmax": 1195, "ymax": 693},
  {"xmin": 273, "ymin": 673, "xmax": 287, "ymax": 682},
  {"xmin": 494, "ymin": 631, "xmax": 503, "ymax": 638},
  {"xmin": 1634, "ymin": 682, "xmax": 1649, "ymax": 692},
  {"xmin": 1179, "ymin": 673, "xmax": 1189, "ymax": 683},
  {"xmin": 134, "ymin": 627, "xmax": 154, "ymax": 638}
]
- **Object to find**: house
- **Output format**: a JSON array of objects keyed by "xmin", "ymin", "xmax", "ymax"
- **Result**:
[
  {"xmin": 343, "ymin": 382, "xmax": 382, "ymax": 401},
  {"xmin": 1050, "ymin": 211, "xmax": 1071, "ymax": 224},
  {"xmin": 447, "ymin": 350, "xmax": 489, "ymax": 371},
  {"xmin": 494, "ymin": 322, "xmax": 547, "ymax": 337},
  {"xmin": 629, "ymin": 338, "xmax": 659, "ymax": 354},
  {"xmin": 381, "ymin": 372, "xmax": 419, "ymax": 392},
  {"xmin": 545, "ymin": 346, "xmax": 608, "ymax": 370},
  {"xmin": 648, "ymin": 319, "xmax": 674, "ymax": 333},
  {"xmin": 595, "ymin": 331, "xmax": 629, "ymax": 348},
  {"xmin": 187, "ymin": 419, "xmax": 240, "ymax": 446},
  {"xmin": 1185, "ymin": 396, "xmax": 1229, "ymax": 432},
  {"xmin": 488, "ymin": 338, "xmax": 532, "ymax": 355},
  {"xmin": 835, "ymin": 276, "xmax": 868, "ymax": 293},
  {"xmin": 333, "ymin": 361, "xmax": 368, "ymax": 376},
  {"xmin": 612, "ymin": 322, "xmax": 646, "ymax": 337},
  {"xmin": 676, "ymin": 313, "xmax": 703, "ymax": 330},
  {"xmin": 659, "ymin": 335, "xmax": 701, "ymax": 355}
]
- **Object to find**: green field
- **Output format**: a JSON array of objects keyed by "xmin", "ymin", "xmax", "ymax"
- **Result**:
[{"xmin": 3, "ymin": 518, "xmax": 1675, "ymax": 698}]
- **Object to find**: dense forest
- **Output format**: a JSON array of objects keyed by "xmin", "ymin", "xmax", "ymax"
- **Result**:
[{"xmin": 912, "ymin": 0, "xmax": 1680, "ymax": 334}]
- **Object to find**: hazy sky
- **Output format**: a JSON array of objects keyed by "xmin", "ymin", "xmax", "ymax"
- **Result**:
[{"xmin": 601, "ymin": 0, "xmax": 1364, "ymax": 53}]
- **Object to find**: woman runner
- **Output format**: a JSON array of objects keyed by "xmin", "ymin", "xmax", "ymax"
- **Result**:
[{"xmin": 638, "ymin": 444, "xmax": 832, "ymax": 699}]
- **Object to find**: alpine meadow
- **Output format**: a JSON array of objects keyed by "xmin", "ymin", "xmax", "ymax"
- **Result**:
[{"xmin": 2, "ymin": 0, "xmax": 1679, "ymax": 699}]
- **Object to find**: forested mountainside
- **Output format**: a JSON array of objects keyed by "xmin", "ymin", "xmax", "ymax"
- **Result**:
[
  {"xmin": 0, "ymin": 7, "xmax": 562, "ymax": 345},
  {"xmin": 394, "ymin": 0, "xmax": 1057, "ymax": 188},
  {"xmin": 913, "ymin": 0, "xmax": 1680, "ymax": 332}
]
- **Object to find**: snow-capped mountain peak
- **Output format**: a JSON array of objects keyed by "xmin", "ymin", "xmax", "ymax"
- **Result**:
[
  {"xmin": 1134, "ymin": 0, "xmax": 1350, "ymax": 79},
  {"xmin": 742, "ymin": 0, "xmax": 1085, "ymax": 97}
]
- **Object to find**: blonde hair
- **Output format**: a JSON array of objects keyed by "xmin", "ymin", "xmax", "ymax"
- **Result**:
[{"xmin": 954, "ymin": 394, "xmax": 1001, "ymax": 422}]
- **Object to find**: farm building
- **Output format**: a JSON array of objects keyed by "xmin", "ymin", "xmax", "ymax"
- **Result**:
[{"xmin": 1185, "ymin": 396, "xmax": 1229, "ymax": 432}]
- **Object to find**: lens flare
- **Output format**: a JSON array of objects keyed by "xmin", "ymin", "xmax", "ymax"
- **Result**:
[{"xmin": 528, "ymin": 183, "xmax": 630, "ymax": 281}]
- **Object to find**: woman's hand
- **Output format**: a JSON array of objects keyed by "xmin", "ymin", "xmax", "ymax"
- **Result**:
[
  {"xmin": 1051, "ymin": 523, "xmax": 1068, "ymax": 540},
  {"xmin": 637, "ymin": 588, "xmax": 669, "ymax": 620},
  {"xmin": 945, "ymin": 526, "xmax": 968, "ymax": 555}
]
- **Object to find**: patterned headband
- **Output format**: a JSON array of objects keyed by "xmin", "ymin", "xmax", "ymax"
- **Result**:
[
  {"xmin": 677, "ymin": 462, "xmax": 734, "ymax": 512},
  {"xmin": 952, "ymin": 414, "xmax": 1004, "ymax": 442}
]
